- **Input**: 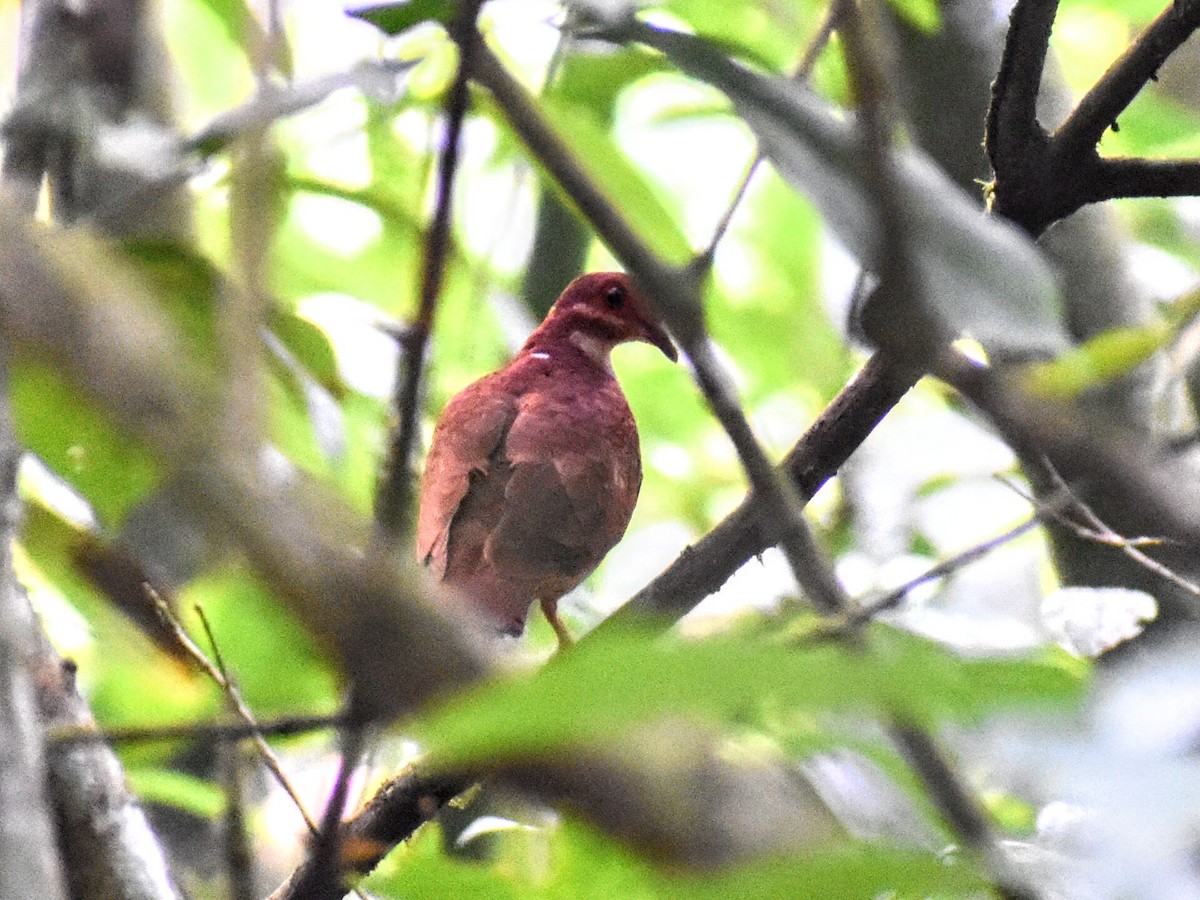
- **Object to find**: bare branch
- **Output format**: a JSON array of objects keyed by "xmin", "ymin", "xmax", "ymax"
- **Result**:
[
  {"xmin": 268, "ymin": 770, "xmax": 468, "ymax": 900},
  {"xmin": 375, "ymin": 0, "xmax": 486, "ymax": 543},
  {"xmin": 1087, "ymin": 157, "xmax": 1200, "ymax": 203},
  {"xmin": 1030, "ymin": 464, "xmax": 1200, "ymax": 602},
  {"xmin": 0, "ymin": 387, "xmax": 67, "ymax": 899},
  {"xmin": 1054, "ymin": 0, "xmax": 1200, "ymax": 158},
  {"xmin": 890, "ymin": 723, "xmax": 1037, "ymax": 900},
  {"xmin": 603, "ymin": 350, "xmax": 919, "ymax": 630},
  {"xmin": 38, "ymin": 653, "xmax": 182, "ymax": 900},
  {"xmin": 987, "ymin": 0, "xmax": 1200, "ymax": 233},
  {"xmin": 985, "ymin": 0, "xmax": 1058, "ymax": 168}
]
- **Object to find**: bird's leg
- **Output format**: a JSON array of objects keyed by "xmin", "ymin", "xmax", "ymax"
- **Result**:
[{"xmin": 540, "ymin": 597, "xmax": 574, "ymax": 650}]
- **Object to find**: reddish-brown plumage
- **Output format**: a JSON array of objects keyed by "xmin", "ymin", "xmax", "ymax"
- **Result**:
[{"xmin": 416, "ymin": 272, "xmax": 676, "ymax": 642}]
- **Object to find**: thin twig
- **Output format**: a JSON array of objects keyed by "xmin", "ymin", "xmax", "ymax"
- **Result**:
[
  {"xmin": 1029, "ymin": 463, "xmax": 1200, "ymax": 600},
  {"xmin": 852, "ymin": 513, "xmax": 1045, "ymax": 623},
  {"xmin": 196, "ymin": 608, "xmax": 258, "ymax": 900},
  {"xmin": 301, "ymin": 724, "xmax": 369, "ymax": 900},
  {"xmin": 599, "ymin": 349, "xmax": 919, "ymax": 631},
  {"xmin": 375, "ymin": 0, "xmax": 487, "ymax": 542},
  {"xmin": 148, "ymin": 594, "xmax": 322, "ymax": 835},
  {"xmin": 49, "ymin": 714, "xmax": 344, "ymax": 748},
  {"xmin": 699, "ymin": 1, "xmax": 842, "ymax": 267},
  {"xmin": 890, "ymin": 722, "xmax": 1037, "ymax": 900}
]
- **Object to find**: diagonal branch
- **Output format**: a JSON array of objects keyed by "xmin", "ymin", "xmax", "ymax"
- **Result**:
[
  {"xmin": 1054, "ymin": 0, "xmax": 1200, "ymax": 158},
  {"xmin": 603, "ymin": 350, "xmax": 919, "ymax": 629},
  {"xmin": 375, "ymin": 0, "xmax": 486, "ymax": 543}
]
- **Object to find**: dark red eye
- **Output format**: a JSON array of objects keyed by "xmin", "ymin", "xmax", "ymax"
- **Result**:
[{"xmin": 604, "ymin": 284, "xmax": 626, "ymax": 309}]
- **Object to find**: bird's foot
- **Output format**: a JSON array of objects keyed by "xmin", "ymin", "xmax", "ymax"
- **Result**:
[{"xmin": 541, "ymin": 598, "xmax": 574, "ymax": 651}]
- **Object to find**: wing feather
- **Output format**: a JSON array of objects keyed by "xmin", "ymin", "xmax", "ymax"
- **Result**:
[{"xmin": 415, "ymin": 382, "xmax": 516, "ymax": 578}]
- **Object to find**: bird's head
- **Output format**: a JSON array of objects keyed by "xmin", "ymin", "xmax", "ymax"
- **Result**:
[{"xmin": 528, "ymin": 272, "xmax": 678, "ymax": 365}]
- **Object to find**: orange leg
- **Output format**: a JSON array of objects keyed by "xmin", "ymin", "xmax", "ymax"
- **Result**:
[{"xmin": 540, "ymin": 598, "xmax": 574, "ymax": 650}]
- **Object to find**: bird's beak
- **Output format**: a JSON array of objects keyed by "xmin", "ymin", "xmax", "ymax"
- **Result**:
[{"xmin": 643, "ymin": 320, "xmax": 678, "ymax": 362}]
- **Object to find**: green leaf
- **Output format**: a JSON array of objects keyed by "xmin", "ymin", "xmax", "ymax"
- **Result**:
[
  {"xmin": 127, "ymin": 767, "xmax": 225, "ymax": 820},
  {"xmin": 12, "ymin": 363, "xmax": 161, "ymax": 526},
  {"xmin": 886, "ymin": 0, "xmax": 942, "ymax": 32},
  {"xmin": 633, "ymin": 24, "xmax": 1066, "ymax": 358},
  {"xmin": 661, "ymin": 0, "xmax": 822, "ymax": 71},
  {"xmin": 269, "ymin": 308, "xmax": 344, "ymax": 397},
  {"xmin": 669, "ymin": 842, "xmax": 985, "ymax": 898},
  {"xmin": 372, "ymin": 809, "xmax": 985, "ymax": 898},
  {"xmin": 709, "ymin": 171, "xmax": 853, "ymax": 403},
  {"xmin": 180, "ymin": 567, "xmax": 340, "ymax": 716},
  {"xmin": 553, "ymin": 46, "xmax": 670, "ymax": 122},
  {"xmin": 1021, "ymin": 320, "xmax": 1171, "ymax": 400},
  {"xmin": 269, "ymin": 179, "xmax": 425, "ymax": 316},
  {"xmin": 491, "ymin": 95, "xmax": 693, "ymax": 265},
  {"xmin": 408, "ymin": 625, "xmax": 1083, "ymax": 770},
  {"xmin": 164, "ymin": 0, "xmax": 256, "ymax": 120},
  {"xmin": 351, "ymin": 0, "xmax": 454, "ymax": 35}
]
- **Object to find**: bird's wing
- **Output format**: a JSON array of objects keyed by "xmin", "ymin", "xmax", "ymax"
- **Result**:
[
  {"xmin": 415, "ymin": 383, "xmax": 517, "ymax": 579},
  {"xmin": 485, "ymin": 458, "xmax": 609, "ymax": 581},
  {"xmin": 484, "ymin": 392, "xmax": 639, "ymax": 584}
]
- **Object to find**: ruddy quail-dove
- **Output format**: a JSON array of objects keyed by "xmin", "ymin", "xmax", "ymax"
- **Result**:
[{"xmin": 416, "ymin": 272, "xmax": 677, "ymax": 645}]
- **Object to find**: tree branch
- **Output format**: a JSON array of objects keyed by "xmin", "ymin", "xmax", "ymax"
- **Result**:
[
  {"xmin": 1087, "ymin": 156, "xmax": 1200, "ymax": 202},
  {"xmin": 375, "ymin": 0, "xmax": 485, "ymax": 543},
  {"xmin": 985, "ymin": 0, "xmax": 1058, "ymax": 167},
  {"xmin": 37, "ymin": 652, "xmax": 182, "ymax": 900},
  {"xmin": 0, "ymin": 373, "xmax": 67, "ymax": 898},
  {"xmin": 603, "ymin": 350, "xmax": 919, "ymax": 629},
  {"xmin": 987, "ymin": 0, "xmax": 1200, "ymax": 233},
  {"xmin": 1054, "ymin": 0, "xmax": 1200, "ymax": 158}
]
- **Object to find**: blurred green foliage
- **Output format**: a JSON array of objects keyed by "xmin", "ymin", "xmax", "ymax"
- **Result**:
[{"xmin": 7, "ymin": 0, "xmax": 1196, "ymax": 894}]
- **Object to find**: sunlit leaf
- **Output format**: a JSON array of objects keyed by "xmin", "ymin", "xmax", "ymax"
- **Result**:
[
  {"xmin": 127, "ymin": 767, "xmax": 225, "ymax": 820},
  {"xmin": 488, "ymin": 94, "xmax": 693, "ymax": 264},
  {"xmin": 12, "ymin": 364, "xmax": 161, "ymax": 526},
  {"xmin": 887, "ymin": 0, "xmax": 941, "ymax": 32},
  {"xmin": 1020, "ymin": 321, "xmax": 1170, "ymax": 399},
  {"xmin": 180, "ymin": 566, "xmax": 340, "ymax": 715},
  {"xmin": 163, "ymin": 0, "xmax": 256, "ymax": 122},
  {"xmin": 553, "ymin": 45, "xmax": 670, "ymax": 119},
  {"xmin": 409, "ymin": 625, "xmax": 1083, "ymax": 769},
  {"xmin": 660, "ymin": 0, "xmax": 819, "ymax": 71},
  {"xmin": 269, "ymin": 308, "xmax": 344, "ymax": 395}
]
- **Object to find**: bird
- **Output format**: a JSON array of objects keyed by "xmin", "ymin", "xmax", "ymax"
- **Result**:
[{"xmin": 416, "ymin": 272, "xmax": 677, "ymax": 646}]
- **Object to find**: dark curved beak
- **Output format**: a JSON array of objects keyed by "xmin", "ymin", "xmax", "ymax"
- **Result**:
[{"xmin": 643, "ymin": 319, "xmax": 678, "ymax": 362}]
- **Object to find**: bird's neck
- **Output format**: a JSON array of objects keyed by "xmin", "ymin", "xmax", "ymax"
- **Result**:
[{"xmin": 521, "ymin": 315, "xmax": 617, "ymax": 374}]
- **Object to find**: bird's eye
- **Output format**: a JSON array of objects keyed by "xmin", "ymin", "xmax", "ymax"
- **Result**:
[{"xmin": 604, "ymin": 285, "xmax": 626, "ymax": 309}]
